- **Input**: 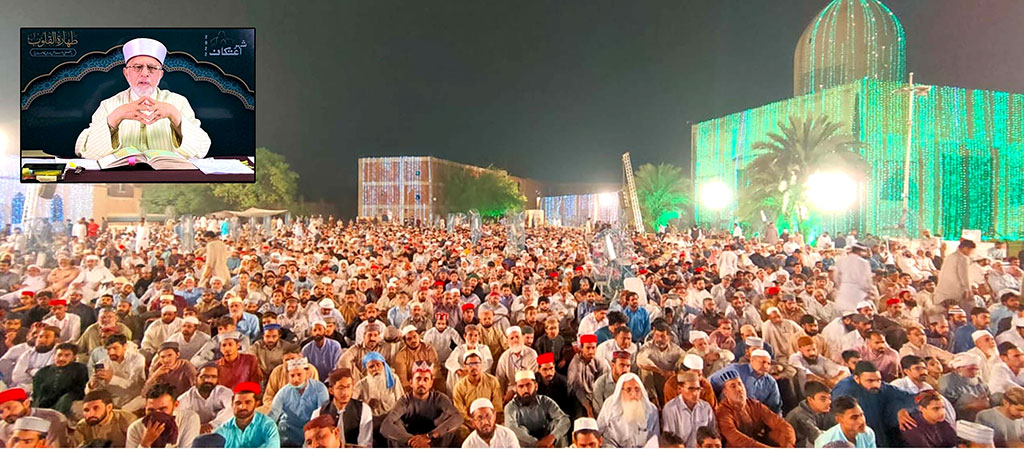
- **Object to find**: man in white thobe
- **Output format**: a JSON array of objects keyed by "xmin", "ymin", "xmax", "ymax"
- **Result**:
[
  {"xmin": 833, "ymin": 245, "xmax": 874, "ymax": 313},
  {"xmin": 936, "ymin": 240, "xmax": 976, "ymax": 312},
  {"xmin": 78, "ymin": 37, "xmax": 211, "ymax": 160}
]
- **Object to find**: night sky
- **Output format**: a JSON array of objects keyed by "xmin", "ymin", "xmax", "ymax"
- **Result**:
[{"xmin": 3, "ymin": 0, "xmax": 1023, "ymax": 217}]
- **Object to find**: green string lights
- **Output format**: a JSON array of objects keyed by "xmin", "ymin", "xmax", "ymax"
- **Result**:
[{"xmin": 693, "ymin": 79, "xmax": 1024, "ymax": 241}]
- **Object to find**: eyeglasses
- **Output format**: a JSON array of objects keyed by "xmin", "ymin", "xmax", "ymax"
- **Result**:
[{"xmin": 126, "ymin": 64, "xmax": 163, "ymax": 74}]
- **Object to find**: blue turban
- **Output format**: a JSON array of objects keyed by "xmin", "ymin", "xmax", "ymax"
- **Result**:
[
  {"xmin": 709, "ymin": 368, "xmax": 741, "ymax": 396},
  {"xmin": 361, "ymin": 351, "xmax": 395, "ymax": 389}
]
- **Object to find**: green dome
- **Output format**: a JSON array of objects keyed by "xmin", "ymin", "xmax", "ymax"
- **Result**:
[{"xmin": 794, "ymin": 0, "xmax": 906, "ymax": 96}]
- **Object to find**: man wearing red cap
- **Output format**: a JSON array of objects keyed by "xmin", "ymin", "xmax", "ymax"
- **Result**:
[
  {"xmin": 567, "ymin": 334, "xmax": 608, "ymax": 417},
  {"xmin": 216, "ymin": 382, "xmax": 280, "ymax": 447},
  {"xmin": 536, "ymin": 352, "xmax": 578, "ymax": 417},
  {"xmin": 0, "ymin": 387, "xmax": 71, "ymax": 447},
  {"xmin": 454, "ymin": 302, "xmax": 478, "ymax": 336},
  {"xmin": 570, "ymin": 266, "xmax": 594, "ymax": 294},
  {"xmin": 42, "ymin": 299, "xmax": 81, "ymax": 343}
]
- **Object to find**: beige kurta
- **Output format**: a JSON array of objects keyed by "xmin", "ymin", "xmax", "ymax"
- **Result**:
[
  {"xmin": 79, "ymin": 87, "xmax": 211, "ymax": 159},
  {"xmin": 203, "ymin": 240, "xmax": 230, "ymax": 283}
]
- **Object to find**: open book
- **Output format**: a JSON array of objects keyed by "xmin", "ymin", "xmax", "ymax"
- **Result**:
[{"xmin": 97, "ymin": 147, "xmax": 196, "ymax": 170}]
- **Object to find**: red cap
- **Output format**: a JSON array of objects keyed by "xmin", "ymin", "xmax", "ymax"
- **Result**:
[
  {"xmin": 434, "ymin": 312, "xmax": 449, "ymax": 320},
  {"xmin": 48, "ymin": 299, "xmax": 67, "ymax": 307},
  {"xmin": 638, "ymin": 269, "xmax": 648, "ymax": 275},
  {"xmin": 195, "ymin": 256, "xmax": 205, "ymax": 262},
  {"xmin": 537, "ymin": 352, "xmax": 555, "ymax": 365},
  {"xmin": 579, "ymin": 334, "xmax": 597, "ymax": 344},
  {"xmin": 886, "ymin": 298, "xmax": 900, "ymax": 306},
  {"xmin": 370, "ymin": 265, "xmax": 380, "ymax": 270},
  {"xmin": 766, "ymin": 286, "xmax": 781, "ymax": 296},
  {"xmin": 461, "ymin": 303, "xmax": 475, "ymax": 312},
  {"xmin": 19, "ymin": 291, "xmax": 34, "ymax": 298},
  {"xmin": 574, "ymin": 266, "xmax": 583, "ymax": 271},
  {"xmin": 548, "ymin": 271, "xmax": 559, "ymax": 278},
  {"xmin": 0, "ymin": 388, "xmax": 28, "ymax": 404},
  {"xmin": 233, "ymin": 382, "xmax": 261, "ymax": 395},
  {"xmin": 694, "ymin": 267, "xmax": 705, "ymax": 273},
  {"xmin": 433, "ymin": 281, "xmax": 444, "ymax": 287}
]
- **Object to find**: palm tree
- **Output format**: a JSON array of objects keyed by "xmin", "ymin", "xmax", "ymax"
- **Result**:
[
  {"xmin": 739, "ymin": 115, "xmax": 868, "ymax": 233},
  {"xmin": 634, "ymin": 163, "xmax": 692, "ymax": 232}
]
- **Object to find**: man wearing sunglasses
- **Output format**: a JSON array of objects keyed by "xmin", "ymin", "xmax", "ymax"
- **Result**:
[{"xmin": 79, "ymin": 37, "xmax": 211, "ymax": 160}]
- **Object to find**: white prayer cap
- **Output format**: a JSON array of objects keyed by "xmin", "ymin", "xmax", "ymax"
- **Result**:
[
  {"xmin": 183, "ymin": 316, "xmax": 200, "ymax": 325},
  {"xmin": 751, "ymin": 349, "xmax": 772, "ymax": 359},
  {"xmin": 744, "ymin": 336, "xmax": 765, "ymax": 348},
  {"xmin": 469, "ymin": 398, "xmax": 493, "ymax": 414},
  {"xmin": 210, "ymin": 276, "xmax": 224, "ymax": 284},
  {"xmin": 160, "ymin": 305, "xmax": 177, "ymax": 314},
  {"xmin": 951, "ymin": 353, "xmax": 980, "ymax": 368},
  {"xmin": 13, "ymin": 416, "xmax": 50, "ymax": 433},
  {"xmin": 841, "ymin": 310, "xmax": 856, "ymax": 318},
  {"xmin": 401, "ymin": 325, "xmax": 418, "ymax": 336},
  {"xmin": 321, "ymin": 277, "xmax": 333, "ymax": 284},
  {"xmin": 1014, "ymin": 316, "xmax": 1024, "ymax": 328},
  {"xmin": 311, "ymin": 319, "xmax": 327, "ymax": 329},
  {"xmin": 318, "ymin": 299, "xmax": 335, "ymax": 309},
  {"xmin": 447, "ymin": 288, "xmax": 460, "ymax": 294},
  {"xmin": 122, "ymin": 38, "xmax": 167, "ymax": 64},
  {"xmin": 226, "ymin": 296, "xmax": 243, "ymax": 305},
  {"xmin": 765, "ymin": 307, "xmax": 781, "ymax": 316},
  {"xmin": 85, "ymin": 254, "xmax": 100, "ymax": 261},
  {"xmin": 688, "ymin": 331, "xmax": 708, "ymax": 344},
  {"xmin": 515, "ymin": 370, "xmax": 535, "ymax": 382},
  {"xmin": 855, "ymin": 301, "xmax": 874, "ymax": 311},
  {"xmin": 682, "ymin": 354, "xmax": 704, "ymax": 371},
  {"xmin": 573, "ymin": 417, "xmax": 599, "ymax": 433},
  {"xmin": 286, "ymin": 357, "xmax": 309, "ymax": 371},
  {"xmin": 505, "ymin": 326, "xmax": 522, "ymax": 337},
  {"xmin": 956, "ymin": 420, "xmax": 994, "ymax": 446},
  {"xmin": 160, "ymin": 294, "xmax": 174, "ymax": 301},
  {"xmin": 971, "ymin": 330, "xmax": 993, "ymax": 342},
  {"xmin": 462, "ymin": 350, "xmax": 482, "ymax": 364}
]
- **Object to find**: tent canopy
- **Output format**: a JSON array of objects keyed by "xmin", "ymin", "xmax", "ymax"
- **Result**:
[{"xmin": 210, "ymin": 208, "xmax": 288, "ymax": 218}]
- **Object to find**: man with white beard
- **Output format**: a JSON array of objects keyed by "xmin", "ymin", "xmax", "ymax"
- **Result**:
[
  {"xmin": 494, "ymin": 326, "xmax": 538, "ymax": 395},
  {"xmin": 78, "ymin": 37, "xmax": 211, "ymax": 160},
  {"xmin": 596, "ymin": 372, "xmax": 661, "ymax": 447},
  {"xmin": 352, "ymin": 352, "xmax": 404, "ymax": 419}
]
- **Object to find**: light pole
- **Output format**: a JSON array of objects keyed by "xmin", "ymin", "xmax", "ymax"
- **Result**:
[{"xmin": 893, "ymin": 72, "xmax": 932, "ymax": 237}]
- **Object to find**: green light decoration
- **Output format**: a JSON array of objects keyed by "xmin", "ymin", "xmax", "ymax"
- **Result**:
[
  {"xmin": 634, "ymin": 163, "xmax": 692, "ymax": 232},
  {"xmin": 693, "ymin": 78, "xmax": 1024, "ymax": 241},
  {"xmin": 694, "ymin": 0, "xmax": 1024, "ymax": 241}
]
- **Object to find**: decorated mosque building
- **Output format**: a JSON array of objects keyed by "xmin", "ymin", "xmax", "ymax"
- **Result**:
[{"xmin": 692, "ymin": 0, "xmax": 1024, "ymax": 240}]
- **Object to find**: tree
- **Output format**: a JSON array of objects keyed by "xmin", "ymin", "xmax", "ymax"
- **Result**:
[
  {"xmin": 634, "ymin": 163, "xmax": 692, "ymax": 232},
  {"xmin": 739, "ymin": 115, "xmax": 868, "ymax": 233},
  {"xmin": 141, "ymin": 147, "xmax": 299, "ymax": 215},
  {"xmin": 440, "ymin": 166, "xmax": 526, "ymax": 219}
]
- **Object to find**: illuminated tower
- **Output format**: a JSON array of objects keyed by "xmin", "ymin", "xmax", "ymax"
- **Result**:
[{"xmin": 794, "ymin": 0, "xmax": 906, "ymax": 96}]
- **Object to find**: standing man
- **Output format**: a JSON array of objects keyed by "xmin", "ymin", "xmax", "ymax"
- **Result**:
[
  {"xmin": 199, "ymin": 231, "xmax": 230, "ymax": 287},
  {"xmin": 834, "ymin": 245, "xmax": 875, "ymax": 313},
  {"xmin": 936, "ymin": 240, "xmax": 976, "ymax": 312}
]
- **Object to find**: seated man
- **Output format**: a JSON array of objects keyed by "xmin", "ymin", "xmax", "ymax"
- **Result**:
[
  {"xmin": 789, "ymin": 336, "xmax": 848, "ymax": 390},
  {"xmin": 142, "ymin": 342, "xmax": 197, "ymax": 398},
  {"xmin": 78, "ymin": 37, "xmax": 211, "ymax": 160},
  {"xmin": 125, "ymin": 383, "xmax": 200, "ymax": 448},
  {"xmin": 302, "ymin": 414, "xmax": 343, "ymax": 448},
  {"xmin": 0, "ymin": 387, "xmax": 72, "ymax": 447},
  {"xmin": 461, "ymin": 398, "xmax": 520, "ymax": 448},
  {"xmin": 503, "ymin": 370, "xmax": 571, "ymax": 448},
  {"xmin": 380, "ymin": 362, "xmax": 462, "ymax": 447},
  {"xmin": 31, "ymin": 343, "xmax": 88, "ymax": 416},
  {"xmin": 268, "ymin": 358, "xmax": 329, "ymax": 447},
  {"xmin": 177, "ymin": 363, "xmax": 233, "ymax": 434},
  {"xmin": 74, "ymin": 389, "xmax": 136, "ymax": 447},
  {"xmin": 832, "ymin": 361, "xmax": 917, "ymax": 447},
  {"xmin": 597, "ymin": 372, "xmax": 660, "ymax": 447},
  {"xmin": 662, "ymin": 370, "xmax": 715, "ymax": 447},
  {"xmin": 6, "ymin": 417, "xmax": 50, "ymax": 449},
  {"xmin": 215, "ymin": 382, "xmax": 280, "ymax": 447},
  {"xmin": 976, "ymin": 386, "xmax": 1024, "ymax": 447},
  {"xmin": 86, "ymin": 334, "xmax": 146, "ymax": 413},
  {"xmin": 310, "ymin": 368, "xmax": 373, "ymax": 447},
  {"xmin": 939, "ymin": 353, "xmax": 992, "ymax": 421},
  {"xmin": 712, "ymin": 369, "xmax": 795, "ymax": 447},
  {"xmin": 571, "ymin": 417, "xmax": 604, "ymax": 448},
  {"xmin": 814, "ymin": 395, "xmax": 877, "ymax": 447},
  {"xmin": 451, "ymin": 351, "xmax": 503, "ymax": 434},
  {"xmin": 785, "ymin": 380, "xmax": 835, "ymax": 448},
  {"xmin": 710, "ymin": 349, "xmax": 782, "ymax": 413}
]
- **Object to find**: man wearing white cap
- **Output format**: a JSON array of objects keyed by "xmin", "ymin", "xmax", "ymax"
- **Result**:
[
  {"xmin": 710, "ymin": 349, "xmax": 782, "ymax": 413},
  {"xmin": 140, "ymin": 303, "xmax": 182, "ymax": 359},
  {"xmin": 301, "ymin": 320, "xmax": 342, "ymax": 384},
  {"xmin": 494, "ymin": 326, "xmax": 538, "ymax": 395},
  {"xmin": 997, "ymin": 315, "xmax": 1024, "ymax": 350},
  {"xmin": 964, "ymin": 329, "xmax": 1000, "ymax": 381},
  {"xmin": 571, "ymin": 417, "xmax": 603, "ymax": 448},
  {"xmin": 461, "ymin": 397, "xmax": 519, "ymax": 448},
  {"xmin": 69, "ymin": 255, "xmax": 114, "ymax": 303},
  {"xmin": 761, "ymin": 306, "xmax": 802, "ymax": 360},
  {"xmin": 957, "ymin": 420, "xmax": 996, "ymax": 447},
  {"xmin": 79, "ymin": 37, "xmax": 211, "ymax": 160},
  {"xmin": 833, "ymin": 244, "xmax": 875, "ymax": 313},
  {"xmin": 267, "ymin": 358, "xmax": 329, "ymax": 447},
  {"xmin": 940, "ymin": 353, "xmax": 991, "ymax": 422},
  {"xmin": 392, "ymin": 325, "xmax": 441, "ymax": 393},
  {"xmin": 164, "ymin": 315, "xmax": 211, "ymax": 362},
  {"xmin": 7, "ymin": 416, "xmax": 50, "ymax": 448},
  {"xmin": 504, "ymin": 370, "xmax": 570, "ymax": 447}
]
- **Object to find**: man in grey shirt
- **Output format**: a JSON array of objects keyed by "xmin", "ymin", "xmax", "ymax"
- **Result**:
[{"xmin": 976, "ymin": 386, "xmax": 1024, "ymax": 447}]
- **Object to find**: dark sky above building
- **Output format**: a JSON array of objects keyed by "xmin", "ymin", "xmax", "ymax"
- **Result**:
[{"xmin": 3, "ymin": 0, "xmax": 1023, "ymax": 217}]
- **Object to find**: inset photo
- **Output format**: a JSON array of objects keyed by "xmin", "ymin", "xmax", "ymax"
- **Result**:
[{"xmin": 20, "ymin": 28, "xmax": 255, "ymax": 183}]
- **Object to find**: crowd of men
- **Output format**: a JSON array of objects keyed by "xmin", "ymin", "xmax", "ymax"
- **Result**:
[{"xmin": 0, "ymin": 215, "xmax": 1021, "ymax": 448}]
